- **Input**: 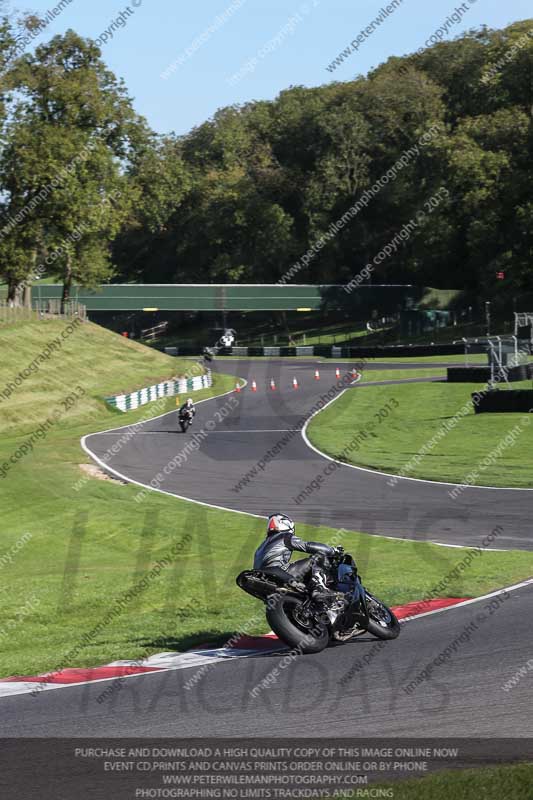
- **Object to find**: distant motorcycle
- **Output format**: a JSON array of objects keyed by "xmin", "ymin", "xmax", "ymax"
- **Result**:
[
  {"xmin": 237, "ymin": 547, "xmax": 399, "ymax": 654},
  {"xmin": 178, "ymin": 409, "xmax": 194, "ymax": 433}
]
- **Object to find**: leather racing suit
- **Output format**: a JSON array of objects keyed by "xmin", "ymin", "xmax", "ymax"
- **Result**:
[{"xmin": 253, "ymin": 531, "xmax": 334, "ymax": 584}]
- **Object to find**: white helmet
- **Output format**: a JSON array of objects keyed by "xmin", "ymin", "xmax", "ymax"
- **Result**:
[
  {"xmin": 186, "ymin": 398, "xmax": 193, "ymax": 406},
  {"xmin": 267, "ymin": 513, "xmax": 295, "ymax": 536}
]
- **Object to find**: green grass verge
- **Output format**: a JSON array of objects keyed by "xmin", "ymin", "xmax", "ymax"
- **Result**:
[
  {"xmin": 369, "ymin": 763, "xmax": 533, "ymax": 799},
  {"xmin": 0, "ymin": 322, "xmax": 532, "ymax": 678},
  {"xmin": 0, "ymin": 318, "xmax": 210, "ymax": 436},
  {"xmin": 308, "ymin": 373, "xmax": 533, "ymax": 487},
  {"xmin": 3, "ymin": 470, "xmax": 533, "ymax": 679},
  {"xmin": 361, "ymin": 369, "xmax": 447, "ymax": 381}
]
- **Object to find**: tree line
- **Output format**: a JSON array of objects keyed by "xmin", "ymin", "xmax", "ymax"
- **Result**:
[{"xmin": 0, "ymin": 13, "xmax": 531, "ymax": 306}]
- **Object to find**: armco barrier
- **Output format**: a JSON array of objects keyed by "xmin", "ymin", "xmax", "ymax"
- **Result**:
[
  {"xmin": 105, "ymin": 370, "xmax": 212, "ymax": 412},
  {"xmin": 220, "ymin": 344, "xmax": 476, "ymax": 358},
  {"xmin": 161, "ymin": 343, "xmax": 487, "ymax": 359},
  {"xmin": 473, "ymin": 389, "xmax": 533, "ymax": 414}
]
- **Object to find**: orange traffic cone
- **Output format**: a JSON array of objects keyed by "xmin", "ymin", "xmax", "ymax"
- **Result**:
[
  {"xmin": 235, "ymin": 382, "xmax": 241, "ymax": 393},
  {"xmin": 335, "ymin": 368, "xmax": 341, "ymax": 379},
  {"xmin": 270, "ymin": 379, "xmax": 276, "ymax": 391},
  {"xmin": 351, "ymin": 368, "xmax": 358, "ymax": 380},
  {"xmin": 251, "ymin": 380, "xmax": 257, "ymax": 392},
  {"xmin": 293, "ymin": 377, "xmax": 299, "ymax": 390},
  {"xmin": 314, "ymin": 369, "xmax": 320, "ymax": 381}
]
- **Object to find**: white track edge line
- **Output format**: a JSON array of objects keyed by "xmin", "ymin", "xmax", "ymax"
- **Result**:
[
  {"xmin": 81, "ymin": 379, "xmax": 267, "ymax": 522},
  {"xmin": 6, "ymin": 579, "xmax": 533, "ymax": 699},
  {"xmin": 301, "ymin": 379, "xmax": 533, "ymax": 493},
  {"xmin": 8, "ymin": 368, "xmax": 526, "ymax": 700},
  {"xmin": 398, "ymin": 577, "xmax": 533, "ymax": 623},
  {"xmin": 82, "ymin": 373, "xmax": 497, "ymax": 549}
]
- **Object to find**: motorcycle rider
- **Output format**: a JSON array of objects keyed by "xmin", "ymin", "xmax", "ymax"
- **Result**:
[
  {"xmin": 253, "ymin": 513, "xmax": 342, "ymax": 600},
  {"xmin": 179, "ymin": 397, "xmax": 196, "ymax": 421}
]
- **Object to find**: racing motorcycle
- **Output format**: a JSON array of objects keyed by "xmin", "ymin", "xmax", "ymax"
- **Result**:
[
  {"xmin": 236, "ymin": 546, "xmax": 400, "ymax": 654},
  {"xmin": 178, "ymin": 408, "xmax": 194, "ymax": 433}
]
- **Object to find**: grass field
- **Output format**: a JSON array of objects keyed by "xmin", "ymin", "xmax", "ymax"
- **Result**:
[
  {"xmin": 308, "ymin": 372, "xmax": 533, "ymax": 487},
  {"xmin": 0, "ymin": 318, "xmax": 210, "ymax": 435},
  {"xmin": 368, "ymin": 763, "xmax": 533, "ymax": 799},
  {"xmin": 1, "ymin": 323, "xmax": 532, "ymax": 679}
]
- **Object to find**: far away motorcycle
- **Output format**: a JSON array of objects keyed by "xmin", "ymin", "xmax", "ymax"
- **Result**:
[
  {"xmin": 178, "ymin": 409, "xmax": 194, "ymax": 433},
  {"xmin": 237, "ymin": 546, "xmax": 400, "ymax": 654}
]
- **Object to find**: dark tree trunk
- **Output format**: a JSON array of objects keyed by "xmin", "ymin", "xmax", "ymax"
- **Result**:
[
  {"xmin": 61, "ymin": 259, "xmax": 72, "ymax": 315},
  {"xmin": 7, "ymin": 279, "xmax": 22, "ymax": 306}
]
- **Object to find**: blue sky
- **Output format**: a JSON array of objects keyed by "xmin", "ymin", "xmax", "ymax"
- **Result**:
[{"xmin": 13, "ymin": 0, "xmax": 533, "ymax": 135}]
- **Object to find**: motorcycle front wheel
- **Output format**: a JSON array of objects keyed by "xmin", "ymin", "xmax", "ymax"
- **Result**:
[
  {"xmin": 364, "ymin": 591, "xmax": 400, "ymax": 640},
  {"xmin": 266, "ymin": 596, "xmax": 329, "ymax": 654}
]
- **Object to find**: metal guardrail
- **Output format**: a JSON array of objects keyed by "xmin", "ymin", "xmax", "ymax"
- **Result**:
[{"xmin": 140, "ymin": 321, "xmax": 169, "ymax": 341}]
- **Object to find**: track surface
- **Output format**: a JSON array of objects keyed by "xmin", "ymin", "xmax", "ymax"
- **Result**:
[
  {"xmin": 88, "ymin": 359, "xmax": 532, "ymax": 550},
  {"xmin": 3, "ymin": 583, "xmax": 532, "ymax": 736},
  {"xmin": 4, "ymin": 359, "xmax": 533, "ymax": 739}
]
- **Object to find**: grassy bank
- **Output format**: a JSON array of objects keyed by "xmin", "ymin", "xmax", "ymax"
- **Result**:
[
  {"xmin": 308, "ymin": 373, "xmax": 533, "ymax": 487},
  {"xmin": 0, "ymin": 318, "xmax": 210, "ymax": 435}
]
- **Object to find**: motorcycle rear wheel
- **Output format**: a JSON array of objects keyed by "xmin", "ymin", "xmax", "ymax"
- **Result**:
[{"xmin": 266, "ymin": 596, "xmax": 329, "ymax": 654}]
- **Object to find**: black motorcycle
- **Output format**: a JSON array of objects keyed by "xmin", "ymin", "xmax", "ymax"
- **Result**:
[
  {"xmin": 236, "ymin": 547, "xmax": 400, "ymax": 654},
  {"xmin": 178, "ymin": 409, "xmax": 194, "ymax": 433}
]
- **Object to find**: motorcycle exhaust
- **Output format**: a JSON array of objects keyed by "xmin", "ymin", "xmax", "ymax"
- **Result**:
[{"xmin": 236, "ymin": 570, "xmax": 304, "ymax": 601}]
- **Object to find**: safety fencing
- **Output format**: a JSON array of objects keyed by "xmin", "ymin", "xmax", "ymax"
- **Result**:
[
  {"xmin": 215, "ymin": 343, "xmax": 472, "ymax": 358},
  {"xmin": 105, "ymin": 370, "xmax": 212, "ymax": 412},
  {"xmin": 0, "ymin": 299, "xmax": 86, "ymax": 324}
]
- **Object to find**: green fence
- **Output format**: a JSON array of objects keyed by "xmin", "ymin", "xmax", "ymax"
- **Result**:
[{"xmin": 31, "ymin": 284, "xmax": 432, "ymax": 313}]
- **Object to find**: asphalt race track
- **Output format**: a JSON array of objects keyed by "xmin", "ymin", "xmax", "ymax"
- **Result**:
[
  {"xmin": 87, "ymin": 359, "xmax": 533, "ymax": 551},
  {"xmin": 3, "ymin": 582, "xmax": 533, "ymax": 736},
  {"xmin": 3, "ymin": 359, "xmax": 532, "ymax": 739}
]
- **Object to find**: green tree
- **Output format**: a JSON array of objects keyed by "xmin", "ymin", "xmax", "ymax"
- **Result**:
[{"xmin": 2, "ymin": 30, "xmax": 144, "ymax": 305}]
